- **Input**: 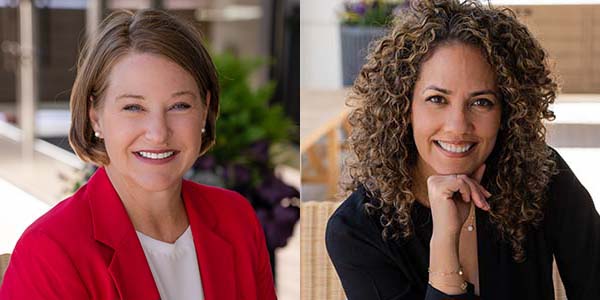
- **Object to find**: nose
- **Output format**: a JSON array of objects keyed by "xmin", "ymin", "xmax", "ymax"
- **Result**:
[
  {"xmin": 444, "ymin": 105, "xmax": 473, "ymax": 134},
  {"xmin": 144, "ymin": 112, "xmax": 170, "ymax": 145}
]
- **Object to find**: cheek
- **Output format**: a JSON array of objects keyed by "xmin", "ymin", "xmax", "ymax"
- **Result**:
[
  {"xmin": 411, "ymin": 110, "xmax": 437, "ymax": 144},
  {"xmin": 172, "ymin": 116, "xmax": 202, "ymax": 145},
  {"xmin": 99, "ymin": 113, "xmax": 141, "ymax": 152},
  {"xmin": 103, "ymin": 124, "xmax": 134, "ymax": 154},
  {"xmin": 477, "ymin": 114, "xmax": 502, "ymax": 140}
]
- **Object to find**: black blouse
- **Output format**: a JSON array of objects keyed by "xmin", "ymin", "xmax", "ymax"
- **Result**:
[{"xmin": 326, "ymin": 149, "xmax": 600, "ymax": 300}]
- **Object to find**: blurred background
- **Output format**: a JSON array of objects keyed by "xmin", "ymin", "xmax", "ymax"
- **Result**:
[
  {"xmin": 0, "ymin": 0, "xmax": 299, "ymax": 299},
  {"xmin": 300, "ymin": 1, "xmax": 600, "ymax": 299}
]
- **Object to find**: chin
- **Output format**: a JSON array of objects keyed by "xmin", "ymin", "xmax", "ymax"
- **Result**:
[
  {"xmin": 432, "ymin": 161, "xmax": 476, "ymax": 176},
  {"xmin": 134, "ymin": 173, "xmax": 183, "ymax": 192}
]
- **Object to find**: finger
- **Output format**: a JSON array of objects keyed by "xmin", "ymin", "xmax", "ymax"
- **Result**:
[
  {"xmin": 454, "ymin": 177, "xmax": 472, "ymax": 204},
  {"xmin": 479, "ymin": 184, "xmax": 492, "ymax": 198},
  {"xmin": 460, "ymin": 175, "xmax": 489, "ymax": 210},
  {"xmin": 473, "ymin": 164, "xmax": 486, "ymax": 183}
]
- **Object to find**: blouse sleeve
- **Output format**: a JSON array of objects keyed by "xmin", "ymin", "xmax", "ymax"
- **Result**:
[
  {"xmin": 547, "ymin": 149, "xmax": 600, "ymax": 299},
  {"xmin": 325, "ymin": 199, "xmax": 477, "ymax": 300}
]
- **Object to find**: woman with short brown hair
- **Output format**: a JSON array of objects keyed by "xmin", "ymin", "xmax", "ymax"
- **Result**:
[{"xmin": 0, "ymin": 9, "xmax": 276, "ymax": 300}]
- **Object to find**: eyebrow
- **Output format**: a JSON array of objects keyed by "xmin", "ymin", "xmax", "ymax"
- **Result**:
[
  {"xmin": 116, "ymin": 90, "xmax": 198, "ymax": 101},
  {"xmin": 423, "ymin": 85, "xmax": 497, "ymax": 98}
]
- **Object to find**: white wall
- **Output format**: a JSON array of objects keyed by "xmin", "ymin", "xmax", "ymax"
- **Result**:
[{"xmin": 300, "ymin": 0, "xmax": 343, "ymax": 89}]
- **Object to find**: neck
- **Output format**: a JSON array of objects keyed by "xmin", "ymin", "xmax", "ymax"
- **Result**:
[{"xmin": 104, "ymin": 166, "xmax": 189, "ymax": 243}]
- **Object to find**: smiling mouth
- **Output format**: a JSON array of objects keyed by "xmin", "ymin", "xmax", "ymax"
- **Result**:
[
  {"xmin": 135, "ymin": 151, "xmax": 177, "ymax": 160},
  {"xmin": 435, "ymin": 141, "xmax": 476, "ymax": 154}
]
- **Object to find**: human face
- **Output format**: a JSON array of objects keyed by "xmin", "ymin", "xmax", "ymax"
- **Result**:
[
  {"xmin": 89, "ymin": 52, "xmax": 208, "ymax": 192},
  {"xmin": 411, "ymin": 43, "xmax": 501, "ymax": 178}
]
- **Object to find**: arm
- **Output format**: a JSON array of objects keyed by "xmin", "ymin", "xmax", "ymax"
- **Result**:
[
  {"xmin": 326, "ymin": 204, "xmax": 474, "ymax": 300},
  {"xmin": 548, "ymin": 151, "xmax": 600, "ymax": 299},
  {"xmin": 251, "ymin": 210, "xmax": 278, "ymax": 300},
  {"xmin": 426, "ymin": 165, "xmax": 489, "ymax": 298},
  {"xmin": 326, "ymin": 211, "xmax": 422, "ymax": 300},
  {"xmin": 0, "ymin": 230, "xmax": 89, "ymax": 299}
]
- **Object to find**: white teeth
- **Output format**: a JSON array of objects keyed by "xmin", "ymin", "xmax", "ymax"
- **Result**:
[
  {"xmin": 436, "ymin": 141, "xmax": 474, "ymax": 153},
  {"xmin": 138, "ymin": 151, "xmax": 175, "ymax": 160}
]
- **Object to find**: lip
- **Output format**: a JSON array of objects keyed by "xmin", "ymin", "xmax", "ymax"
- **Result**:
[
  {"xmin": 434, "ymin": 140, "xmax": 477, "ymax": 158},
  {"xmin": 133, "ymin": 149, "xmax": 180, "ymax": 165}
]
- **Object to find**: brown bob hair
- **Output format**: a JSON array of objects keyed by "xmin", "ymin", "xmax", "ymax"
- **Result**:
[{"xmin": 69, "ymin": 9, "xmax": 219, "ymax": 165}]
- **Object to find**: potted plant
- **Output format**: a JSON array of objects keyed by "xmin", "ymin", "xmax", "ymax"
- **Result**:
[
  {"xmin": 190, "ymin": 52, "xmax": 300, "ymax": 276},
  {"xmin": 340, "ymin": 0, "xmax": 407, "ymax": 85}
]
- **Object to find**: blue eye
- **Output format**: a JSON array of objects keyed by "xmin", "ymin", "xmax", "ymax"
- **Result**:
[
  {"xmin": 170, "ymin": 102, "xmax": 191, "ymax": 111},
  {"xmin": 426, "ymin": 95, "xmax": 446, "ymax": 104},
  {"xmin": 123, "ymin": 104, "xmax": 143, "ymax": 112}
]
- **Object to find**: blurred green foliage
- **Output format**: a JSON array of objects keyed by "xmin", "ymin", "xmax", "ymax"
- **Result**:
[{"xmin": 211, "ymin": 52, "xmax": 296, "ymax": 164}]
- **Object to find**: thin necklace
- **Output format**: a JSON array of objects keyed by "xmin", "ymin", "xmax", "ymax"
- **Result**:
[{"xmin": 463, "ymin": 203, "xmax": 476, "ymax": 232}]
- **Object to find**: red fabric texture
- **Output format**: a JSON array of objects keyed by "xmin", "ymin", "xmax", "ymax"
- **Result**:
[{"xmin": 0, "ymin": 167, "xmax": 277, "ymax": 300}]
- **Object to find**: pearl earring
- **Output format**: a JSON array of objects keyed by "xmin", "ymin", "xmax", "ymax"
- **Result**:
[
  {"xmin": 201, "ymin": 128, "xmax": 206, "ymax": 134},
  {"xmin": 94, "ymin": 132, "xmax": 100, "ymax": 138}
]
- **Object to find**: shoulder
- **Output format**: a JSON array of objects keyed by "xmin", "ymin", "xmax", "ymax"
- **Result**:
[
  {"xmin": 327, "ymin": 186, "xmax": 375, "ymax": 233},
  {"xmin": 183, "ymin": 180, "xmax": 256, "ymax": 219},
  {"xmin": 546, "ymin": 147, "xmax": 592, "ymax": 206},
  {"xmin": 17, "ymin": 185, "xmax": 93, "ymax": 249},
  {"xmin": 182, "ymin": 181, "xmax": 268, "ymax": 259},
  {"xmin": 326, "ymin": 187, "xmax": 386, "ymax": 258},
  {"xmin": 183, "ymin": 180, "xmax": 263, "ymax": 245},
  {"xmin": 545, "ymin": 146, "xmax": 595, "ymax": 216},
  {"xmin": 4, "ymin": 186, "xmax": 94, "ymax": 294}
]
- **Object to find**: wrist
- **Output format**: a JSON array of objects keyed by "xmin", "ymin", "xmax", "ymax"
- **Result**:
[{"xmin": 430, "ymin": 232, "xmax": 460, "ymax": 247}]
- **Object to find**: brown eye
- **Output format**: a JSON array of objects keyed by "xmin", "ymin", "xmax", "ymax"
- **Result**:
[
  {"xmin": 426, "ymin": 95, "xmax": 446, "ymax": 104},
  {"xmin": 472, "ymin": 98, "xmax": 494, "ymax": 107}
]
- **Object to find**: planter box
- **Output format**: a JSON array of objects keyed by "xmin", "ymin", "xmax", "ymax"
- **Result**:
[{"xmin": 340, "ymin": 25, "xmax": 386, "ymax": 86}]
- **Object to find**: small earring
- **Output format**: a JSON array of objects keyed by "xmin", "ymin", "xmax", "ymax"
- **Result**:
[
  {"xmin": 94, "ymin": 132, "xmax": 101, "ymax": 138},
  {"xmin": 201, "ymin": 128, "xmax": 206, "ymax": 134}
]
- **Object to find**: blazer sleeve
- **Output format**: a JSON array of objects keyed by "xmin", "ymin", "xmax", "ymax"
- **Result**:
[
  {"xmin": 249, "ymin": 207, "xmax": 277, "ymax": 300},
  {"xmin": 0, "ymin": 229, "xmax": 89, "ymax": 299},
  {"xmin": 326, "ymin": 196, "xmax": 477, "ymax": 300},
  {"xmin": 547, "ymin": 150, "xmax": 600, "ymax": 300}
]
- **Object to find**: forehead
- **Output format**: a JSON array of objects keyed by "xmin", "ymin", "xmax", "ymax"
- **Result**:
[
  {"xmin": 106, "ymin": 52, "xmax": 199, "ymax": 96},
  {"xmin": 415, "ymin": 43, "xmax": 496, "ymax": 92}
]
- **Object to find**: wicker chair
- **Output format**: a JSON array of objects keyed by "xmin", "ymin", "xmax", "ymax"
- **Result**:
[
  {"xmin": 300, "ymin": 200, "xmax": 568, "ymax": 300},
  {"xmin": 301, "ymin": 201, "xmax": 346, "ymax": 300},
  {"xmin": 0, "ymin": 253, "xmax": 10, "ymax": 285}
]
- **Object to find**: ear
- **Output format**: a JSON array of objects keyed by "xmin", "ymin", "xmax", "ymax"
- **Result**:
[
  {"xmin": 203, "ymin": 91, "xmax": 211, "ymax": 125},
  {"xmin": 88, "ymin": 98, "xmax": 102, "ymax": 133},
  {"xmin": 205, "ymin": 91, "xmax": 211, "ymax": 110}
]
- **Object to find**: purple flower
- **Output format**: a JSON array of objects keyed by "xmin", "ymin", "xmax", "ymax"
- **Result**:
[
  {"xmin": 353, "ymin": 2, "xmax": 367, "ymax": 15},
  {"xmin": 193, "ymin": 155, "xmax": 216, "ymax": 170},
  {"xmin": 256, "ymin": 174, "xmax": 299, "ymax": 206},
  {"xmin": 246, "ymin": 140, "xmax": 270, "ymax": 164},
  {"xmin": 256, "ymin": 205, "xmax": 300, "ymax": 249},
  {"xmin": 223, "ymin": 163, "xmax": 252, "ymax": 186}
]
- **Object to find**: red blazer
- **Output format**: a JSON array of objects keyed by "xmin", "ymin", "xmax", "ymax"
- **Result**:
[{"xmin": 0, "ymin": 168, "xmax": 277, "ymax": 300}]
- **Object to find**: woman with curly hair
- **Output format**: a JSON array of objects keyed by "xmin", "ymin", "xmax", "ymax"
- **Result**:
[{"xmin": 326, "ymin": 0, "xmax": 600, "ymax": 299}]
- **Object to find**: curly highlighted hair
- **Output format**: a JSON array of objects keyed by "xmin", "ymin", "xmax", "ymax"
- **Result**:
[{"xmin": 344, "ymin": 0, "xmax": 558, "ymax": 261}]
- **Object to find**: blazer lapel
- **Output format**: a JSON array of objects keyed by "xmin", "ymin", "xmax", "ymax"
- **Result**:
[
  {"xmin": 183, "ymin": 181, "xmax": 237, "ymax": 300},
  {"xmin": 86, "ymin": 168, "xmax": 160, "ymax": 300}
]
